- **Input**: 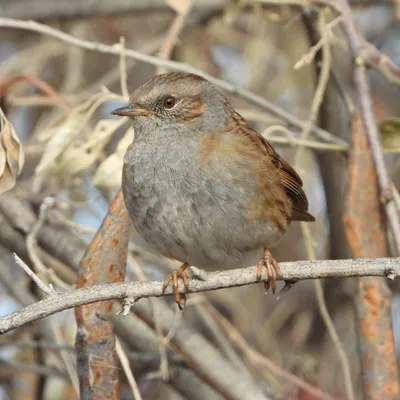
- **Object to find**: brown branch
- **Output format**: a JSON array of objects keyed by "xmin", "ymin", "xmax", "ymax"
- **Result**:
[
  {"xmin": 334, "ymin": 0, "xmax": 400, "ymax": 256},
  {"xmin": 0, "ymin": 257, "xmax": 399, "ymax": 334},
  {"xmin": 344, "ymin": 113, "xmax": 400, "ymax": 398},
  {"xmin": 74, "ymin": 191, "xmax": 131, "ymax": 399},
  {"xmin": 0, "ymin": 17, "xmax": 345, "ymax": 146},
  {"xmin": 0, "ymin": 75, "xmax": 70, "ymax": 110}
]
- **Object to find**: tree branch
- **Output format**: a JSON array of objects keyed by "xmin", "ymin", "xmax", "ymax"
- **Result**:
[
  {"xmin": 0, "ymin": 0, "xmax": 228, "ymax": 20},
  {"xmin": 333, "ymin": 0, "xmax": 400, "ymax": 256},
  {"xmin": 344, "ymin": 111, "xmax": 400, "ymax": 398},
  {"xmin": 0, "ymin": 257, "xmax": 398, "ymax": 334},
  {"xmin": 75, "ymin": 190, "xmax": 130, "ymax": 398}
]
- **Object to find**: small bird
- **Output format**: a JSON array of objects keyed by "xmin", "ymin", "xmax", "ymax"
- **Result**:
[{"xmin": 112, "ymin": 72, "xmax": 315, "ymax": 309}]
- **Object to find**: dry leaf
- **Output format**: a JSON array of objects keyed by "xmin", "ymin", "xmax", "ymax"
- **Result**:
[
  {"xmin": 55, "ymin": 147, "xmax": 99, "ymax": 178},
  {"xmin": 379, "ymin": 118, "xmax": 400, "ymax": 149},
  {"xmin": 43, "ymin": 118, "xmax": 127, "ymax": 181},
  {"xmin": 83, "ymin": 119, "xmax": 126, "ymax": 152},
  {"xmin": 35, "ymin": 92, "xmax": 121, "ymax": 176},
  {"xmin": 35, "ymin": 114, "xmax": 87, "ymax": 175},
  {"xmin": 0, "ymin": 107, "xmax": 25, "ymax": 194},
  {"xmin": 93, "ymin": 128, "xmax": 134, "ymax": 189}
]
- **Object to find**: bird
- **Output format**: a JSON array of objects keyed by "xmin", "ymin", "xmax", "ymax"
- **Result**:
[{"xmin": 112, "ymin": 72, "xmax": 315, "ymax": 309}]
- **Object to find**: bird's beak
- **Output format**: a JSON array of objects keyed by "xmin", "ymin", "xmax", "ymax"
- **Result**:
[{"xmin": 111, "ymin": 104, "xmax": 153, "ymax": 117}]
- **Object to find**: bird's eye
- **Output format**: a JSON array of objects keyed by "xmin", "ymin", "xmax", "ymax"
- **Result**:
[{"xmin": 162, "ymin": 96, "xmax": 176, "ymax": 109}]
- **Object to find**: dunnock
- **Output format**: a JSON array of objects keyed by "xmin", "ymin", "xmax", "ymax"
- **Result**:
[{"xmin": 112, "ymin": 72, "xmax": 315, "ymax": 309}]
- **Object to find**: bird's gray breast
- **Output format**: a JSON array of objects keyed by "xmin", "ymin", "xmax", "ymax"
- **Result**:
[
  {"xmin": 123, "ymin": 135, "xmax": 206, "ymax": 260},
  {"xmin": 122, "ymin": 133, "xmax": 280, "ymax": 268}
]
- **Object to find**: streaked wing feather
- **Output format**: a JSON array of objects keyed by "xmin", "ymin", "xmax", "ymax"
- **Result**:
[{"xmin": 228, "ymin": 106, "xmax": 315, "ymax": 221}]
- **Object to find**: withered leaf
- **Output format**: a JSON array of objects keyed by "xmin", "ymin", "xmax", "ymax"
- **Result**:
[
  {"xmin": 55, "ymin": 147, "xmax": 99, "ymax": 178},
  {"xmin": 35, "ymin": 92, "xmax": 122, "ymax": 177},
  {"xmin": 0, "ymin": 108, "xmax": 25, "ymax": 195},
  {"xmin": 93, "ymin": 127, "xmax": 134, "ymax": 189},
  {"xmin": 52, "ymin": 118, "xmax": 127, "ymax": 180}
]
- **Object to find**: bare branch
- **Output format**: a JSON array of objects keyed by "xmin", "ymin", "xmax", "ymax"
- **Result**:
[
  {"xmin": 334, "ymin": 0, "xmax": 400, "ymax": 256},
  {"xmin": 0, "ymin": 0, "xmax": 228, "ymax": 20},
  {"xmin": 115, "ymin": 339, "xmax": 143, "ymax": 400},
  {"xmin": 75, "ymin": 190, "xmax": 130, "ymax": 398},
  {"xmin": 359, "ymin": 40, "xmax": 400, "ymax": 86},
  {"xmin": 0, "ymin": 257, "xmax": 399, "ymax": 334},
  {"xmin": 344, "ymin": 111, "xmax": 400, "ymax": 397},
  {"xmin": 13, "ymin": 253, "xmax": 55, "ymax": 296}
]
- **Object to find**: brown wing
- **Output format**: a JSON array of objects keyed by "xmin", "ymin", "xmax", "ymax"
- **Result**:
[
  {"xmin": 259, "ymin": 134, "xmax": 315, "ymax": 222},
  {"xmin": 228, "ymin": 106, "xmax": 315, "ymax": 222}
]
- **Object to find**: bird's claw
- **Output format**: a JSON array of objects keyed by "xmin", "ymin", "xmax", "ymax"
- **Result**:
[
  {"xmin": 256, "ymin": 249, "xmax": 281, "ymax": 295},
  {"xmin": 162, "ymin": 262, "xmax": 190, "ymax": 310}
]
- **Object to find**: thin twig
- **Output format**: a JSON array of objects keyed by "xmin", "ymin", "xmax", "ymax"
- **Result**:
[
  {"xmin": 0, "ymin": 17, "xmax": 344, "ymax": 145},
  {"xmin": 192, "ymin": 299, "xmax": 249, "ymax": 372},
  {"xmin": 295, "ymin": 9, "xmax": 333, "ymax": 165},
  {"xmin": 116, "ymin": 339, "xmax": 143, "ymax": 400},
  {"xmin": 156, "ymin": 0, "xmax": 192, "ymax": 75},
  {"xmin": 13, "ymin": 254, "xmax": 78, "ymax": 393},
  {"xmin": 295, "ymin": 13, "xmax": 355, "ymax": 399},
  {"xmin": 16, "ymin": 203, "xmax": 78, "ymax": 395},
  {"xmin": 301, "ymin": 224, "xmax": 355, "ymax": 400},
  {"xmin": 163, "ymin": 307, "xmax": 182, "ymax": 346},
  {"xmin": 129, "ymin": 254, "xmax": 170, "ymax": 381},
  {"xmin": 151, "ymin": 300, "xmax": 170, "ymax": 381},
  {"xmin": 208, "ymin": 304, "xmax": 336, "ymax": 400},
  {"xmin": 25, "ymin": 197, "xmax": 71, "ymax": 291},
  {"xmin": 360, "ymin": 42, "xmax": 400, "ymax": 86},
  {"xmin": 1, "ymin": 257, "xmax": 400, "ymax": 334},
  {"xmin": 50, "ymin": 210, "xmax": 97, "ymax": 235},
  {"xmin": 118, "ymin": 36, "xmax": 129, "ymax": 99},
  {"xmin": 0, "ymin": 74, "xmax": 71, "ymax": 110},
  {"xmin": 294, "ymin": 14, "xmax": 342, "ymax": 70},
  {"xmin": 13, "ymin": 253, "xmax": 54, "ymax": 296},
  {"xmin": 48, "ymin": 317, "xmax": 79, "ymax": 395},
  {"xmin": 262, "ymin": 126, "xmax": 400, "ymax": 153}
]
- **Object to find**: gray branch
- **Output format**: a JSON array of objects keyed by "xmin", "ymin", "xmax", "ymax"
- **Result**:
[
  {"xmin": 0, "ymin": 257, "xmax": 398, "ymax": 334},
  {"xmin": 0, "ymin": 0, "xmax": 228, "ymax": 20}
]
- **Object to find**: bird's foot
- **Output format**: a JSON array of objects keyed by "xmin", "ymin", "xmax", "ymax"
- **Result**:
[
  {"xmin": 256, "ymin": 249, "xmax": 281, "ymax": 294},
  {"xmin": 162, "ymin": 262, "xmax": 190, "ymax": 310}
]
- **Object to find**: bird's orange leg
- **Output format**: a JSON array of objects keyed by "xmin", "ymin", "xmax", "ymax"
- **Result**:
[
  {"xmin": 162, "ymin": 262, "xmax": 190, "ymax": 309},
  {"xmin": 256, "ymin": 249, "xmax": 281, "ymax": 294}
]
